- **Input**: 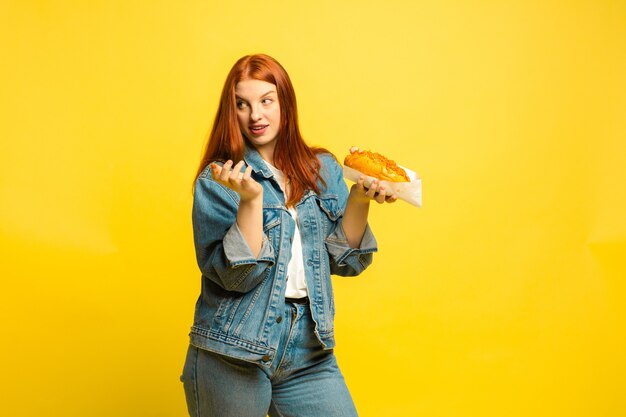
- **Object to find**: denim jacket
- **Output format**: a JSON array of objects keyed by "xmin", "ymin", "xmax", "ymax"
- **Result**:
[{"xmin": 188, "ymin": 145, "xmax": 377, "ymax": 367}]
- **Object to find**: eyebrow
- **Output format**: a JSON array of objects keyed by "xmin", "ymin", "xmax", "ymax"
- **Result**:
[{"xmin": 235, "ymin": 90, "xmax": 277, "ymax": 101}]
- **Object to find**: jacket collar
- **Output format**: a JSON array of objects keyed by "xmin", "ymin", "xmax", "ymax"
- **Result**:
[{"xmin": 243, "ymin": 144, "xmax": 273, "ymax": 179}]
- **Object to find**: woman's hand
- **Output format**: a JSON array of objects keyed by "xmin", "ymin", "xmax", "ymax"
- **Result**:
[
  {"xmin": 211, "ymin": 160, "xmax": 264, "ymax": 257},
  {"xmin": 350, "ymin": 175, "xmax": 398, "ymax": 205},
  {"xmin": 210, "ymin": 160, "xmax": 263, "ymax": 202}
]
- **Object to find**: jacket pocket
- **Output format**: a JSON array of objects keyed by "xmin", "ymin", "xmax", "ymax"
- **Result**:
[
  {"xmin": 315, "ymin": 195, "xmax": 343, "ymax": 222},
  {"xmin": 263, "ymin": 207, "xmax": 282, "ymax": 246},
  {"xmin": 263, "ymin": 207, "xmax": 281, "ymax": 231}
]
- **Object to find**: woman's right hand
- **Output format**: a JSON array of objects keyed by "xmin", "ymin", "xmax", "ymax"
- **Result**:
[{"xmin": 210, "ymin": 160, "xmax": 263, "ymax": 202}]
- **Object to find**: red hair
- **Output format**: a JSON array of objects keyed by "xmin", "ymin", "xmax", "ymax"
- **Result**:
[{"xmin": 195, "ymin": 54, "xmax": 331, "ymax": 206}]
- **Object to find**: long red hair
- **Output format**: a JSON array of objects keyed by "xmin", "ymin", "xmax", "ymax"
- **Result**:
[{"xmin": 194, "ymin": 54, "xmax": 330, "ymax": 206}]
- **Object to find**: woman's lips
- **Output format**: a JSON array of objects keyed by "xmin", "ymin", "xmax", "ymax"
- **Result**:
[{"xmin": 249, "ymin": 125, "xmax": 269, "ymax": 136}]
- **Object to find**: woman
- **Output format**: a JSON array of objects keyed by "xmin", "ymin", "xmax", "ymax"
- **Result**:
[{"xmin": 181, "ymin": 54, "xmax": 396, "ymax": 417}]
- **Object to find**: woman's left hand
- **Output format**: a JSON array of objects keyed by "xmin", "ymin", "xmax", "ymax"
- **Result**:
[{"xmin": 350, "ymin": 175, "xmax": 398, "ymax": 205}]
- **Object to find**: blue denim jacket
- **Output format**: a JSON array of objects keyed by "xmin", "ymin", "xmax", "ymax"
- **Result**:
[{"xmin": 188, "ymin": 145, "xmax": 377, "ymax": 367}]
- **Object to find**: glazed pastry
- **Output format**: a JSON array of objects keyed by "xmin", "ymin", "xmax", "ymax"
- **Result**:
[{"xmin": 344, "ymin": 149, "xmax": 410, "ymax": 182}]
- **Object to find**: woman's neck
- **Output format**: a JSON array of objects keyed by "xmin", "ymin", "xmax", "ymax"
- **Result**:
[{"xmin": 255, "ymin": 143, "xmax": 276, "ymax": 166}]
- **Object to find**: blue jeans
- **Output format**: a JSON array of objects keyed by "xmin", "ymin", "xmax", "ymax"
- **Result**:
[{"xmin": 181, "ymin": 300, "xmax": 359, "ymax": 417}]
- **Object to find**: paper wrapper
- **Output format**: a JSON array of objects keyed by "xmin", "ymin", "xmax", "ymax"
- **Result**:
[{"xmin": 343, "ymin": 165, "xmax": 422, "ymax": 208}]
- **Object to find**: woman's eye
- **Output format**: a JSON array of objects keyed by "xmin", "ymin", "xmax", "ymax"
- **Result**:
[
  {"xmin": 236, "ymin": 101, "xmax": 247, "ymax": 109},
  {"xmin": 262, "ymin": 98, "xmax": 272, "ymax": 105}
]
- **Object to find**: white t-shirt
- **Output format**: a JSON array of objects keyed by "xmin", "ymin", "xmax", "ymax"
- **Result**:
[{"xmin": 264, "ymin": 162, "xmax": 308, "ymax": 299}]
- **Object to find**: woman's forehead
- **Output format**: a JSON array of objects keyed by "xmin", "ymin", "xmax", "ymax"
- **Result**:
[{"xmin": 235, "ymin": 79, "xmax": 277, "ymax": 98}]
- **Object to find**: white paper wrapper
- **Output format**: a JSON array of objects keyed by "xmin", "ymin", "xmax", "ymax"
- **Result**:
[{"xmin": 343, "ymin": 165, "xmax": 422, "ymax": 208}]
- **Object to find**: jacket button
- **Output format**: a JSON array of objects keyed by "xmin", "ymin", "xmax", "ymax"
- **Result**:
[
  {"xmin": 276, "ymin": 316, "xmax": 283, "ymax": 323},
  {"xmin": 262, "ymin": 355, "xmax": 271, "ymax": 362}
]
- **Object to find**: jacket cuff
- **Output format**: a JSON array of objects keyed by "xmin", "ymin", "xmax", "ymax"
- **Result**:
[
  {"xmin": 325, "ymin": 223, "xmax": 378, "ymax": 266},
  {"xmin": 223, "ymin": 222, "xmax": 275, "ymax": 266}
]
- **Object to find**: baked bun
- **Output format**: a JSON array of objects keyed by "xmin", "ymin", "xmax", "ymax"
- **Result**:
[{"xmin": 344, "ymin": 149, "xmax": 410, "ymax": 182}]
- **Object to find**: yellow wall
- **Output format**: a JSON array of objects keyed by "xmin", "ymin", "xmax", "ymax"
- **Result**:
[{"xmin": 1, "ymin": 1, "xmax": 625, "ymax": 416}]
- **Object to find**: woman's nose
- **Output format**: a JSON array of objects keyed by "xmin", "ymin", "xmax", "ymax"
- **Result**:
[{"xmin": 250, "ymin": 106, "xmax": 262, "ymax": 121}]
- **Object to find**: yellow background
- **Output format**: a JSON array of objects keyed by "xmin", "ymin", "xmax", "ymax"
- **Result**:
[{"xmin": 1, "ymin": 1, "xmax": 625, "ymax": 416}]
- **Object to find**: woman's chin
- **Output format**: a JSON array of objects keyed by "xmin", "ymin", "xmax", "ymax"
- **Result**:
[{"xmin": 246, "ymin": 135, "xmax": 278, "ymax": 150}]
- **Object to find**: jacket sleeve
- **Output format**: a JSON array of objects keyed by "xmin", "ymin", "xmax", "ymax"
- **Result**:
[
  {"xmin": 322, "ymin": 156, "xmax": 378, "ymax": 276},
  {"xmin": 192, "ymin": 172, "xmax": 275, "ymax": 293}
]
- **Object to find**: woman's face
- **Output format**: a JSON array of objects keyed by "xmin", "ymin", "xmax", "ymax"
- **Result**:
[{"xmin": 235, "ymin": 79, "xmax": 281, "ymax": 160}]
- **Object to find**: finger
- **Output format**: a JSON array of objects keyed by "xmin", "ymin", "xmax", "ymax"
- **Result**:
[
  {"xmin": 230, "ymin": 161, "xmax": 245, "ymax": 181},
  {"xmin": 386, "ymin": 194, "xmax": 398, "ymax": 203},
  {"xmin": 242, "ymin": 165, "xmax": 253, "ymax": 181},
  {"xmin": 356, "ymin": 175, "xmax": 366, "ymax": 189},
  {"xmin": 375, "ymin": 185, "xmax": 388, "ymax": 204},
  {"xmin": 220, "ymin": 160, "xmax": 233, "ymax": 181},
  {"xmin": 365, "ymin": 180, "xmax": 379, "ymax": 198},
  {"xmin": 210, "ymin": 162, "xmax": 221, "ymax": 177}
]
